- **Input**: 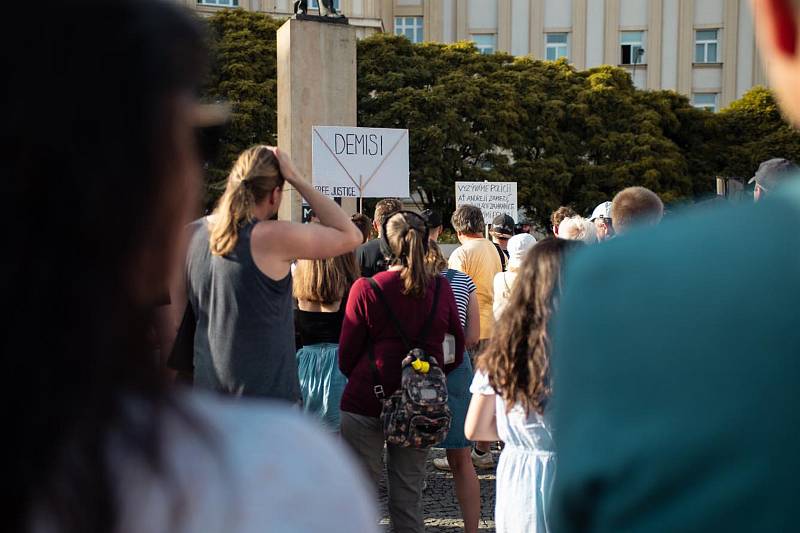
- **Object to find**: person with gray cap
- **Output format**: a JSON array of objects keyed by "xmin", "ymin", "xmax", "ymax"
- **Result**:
[
  {"xmin": 588, "ymin": 201, "xmax": 614, "ymax": 241},
  {"xmin": 750, "ymin": 158, "xmax": 799, "ymax": 202}
]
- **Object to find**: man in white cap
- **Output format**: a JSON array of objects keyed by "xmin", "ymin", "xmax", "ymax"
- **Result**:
[{"xmin": 588, "ymin": 201, "xmax": 614, "ymax": 241}]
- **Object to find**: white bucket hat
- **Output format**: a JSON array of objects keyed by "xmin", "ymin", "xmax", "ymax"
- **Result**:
[{"xmin": 507, "ymin": 233, "xmax": 536, "ymax": 269}]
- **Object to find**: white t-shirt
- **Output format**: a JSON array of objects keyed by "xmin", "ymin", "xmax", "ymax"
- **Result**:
[
  {"xmin": 492, "ymin": 271, "xmax": 518, "ymax": 320},
  {"xmin": 33, "ymin": 391, "xmax": 378, "ymax": 533}
]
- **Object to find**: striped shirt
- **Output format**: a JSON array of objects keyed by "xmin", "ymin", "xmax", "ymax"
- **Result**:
[{"xmin": 442, "ymin": 269, "xmax": 476, "ymax": 329}]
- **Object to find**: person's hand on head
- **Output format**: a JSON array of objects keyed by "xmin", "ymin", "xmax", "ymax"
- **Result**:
[{"xmin": 270, "ymin": 146, "xmax": 300, "ymax": 183}]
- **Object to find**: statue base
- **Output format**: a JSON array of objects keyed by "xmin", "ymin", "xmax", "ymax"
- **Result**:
[
  {"xmin": 294, "ymin": 13, "xmax": 349, "ymax": 25},
  {"xmin": 277, "ymin": 17, "xmax": 358, "ymax": 222}
]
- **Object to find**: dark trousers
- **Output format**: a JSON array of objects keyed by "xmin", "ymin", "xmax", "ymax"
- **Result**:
[{"xmin": 340, "ymin": 411, "xmax": 429, "ymax": 533}]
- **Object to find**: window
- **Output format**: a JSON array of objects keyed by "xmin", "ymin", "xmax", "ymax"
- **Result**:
[
  {"xmin": 620, "ymin": 31, "xmax": 645, "ymax": 65},
  {"xmin": 308, "ymin": 0, "xmax": 341, "ymax": 10},
  {"xmin": 695, "ymin": 30, "xmax": 719, "ymax": 63},
  {"xmin": 693, "ymin": 93, "xmax": 718, "ymax": 112},
  {"xmin": 394, "ymin": 17, "xmax": 424, "ymax": 43},
  {"xmin": 545, "ymin": 33, "xmax": 569, "ymax": 61},
  {"xmin": 472, "ymin": 34, "xmax": 497, "ymax": 55},
  {"xmin": 197, "ymin": 0, "xmax": 239, "ymax": 5}
]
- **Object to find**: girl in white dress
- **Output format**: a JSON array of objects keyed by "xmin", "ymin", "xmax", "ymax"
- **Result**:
[{"xmin": 465, "ymin": 237, "xmax": 582, "ymax": 532}]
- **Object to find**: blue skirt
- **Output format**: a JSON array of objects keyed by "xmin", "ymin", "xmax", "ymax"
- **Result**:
[
  {"xmin": 296, "ymin": 343, "xmax": 347, "ymax": 431},
  {"xmin": 440, "ymin": 355, "xmax": 474, "ymax": 449}
]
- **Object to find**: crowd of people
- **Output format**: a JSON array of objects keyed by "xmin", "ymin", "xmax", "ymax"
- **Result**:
[{"xmin": 9, "ymin": 0, "xmax": 800, "ymax": 532}]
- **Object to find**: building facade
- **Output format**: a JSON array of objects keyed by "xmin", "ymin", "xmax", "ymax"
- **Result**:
[{"xmin": 184, "ymin": 0, "xmax": 766, "ymax": 112}]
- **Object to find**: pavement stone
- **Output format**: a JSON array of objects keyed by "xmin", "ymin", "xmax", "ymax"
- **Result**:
[{"xmin": 377, "ymin": 447, "xmax": 497, "ymax": 532}]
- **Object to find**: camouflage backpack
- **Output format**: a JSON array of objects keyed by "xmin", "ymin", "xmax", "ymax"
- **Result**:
[{"xmin": 367, "ymin": 277, "xmax": 452, "ymax": 448}]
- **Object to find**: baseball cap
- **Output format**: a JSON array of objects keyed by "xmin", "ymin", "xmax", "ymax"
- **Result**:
[
  {"xmin": 507, "ymin": 233, "xmax": 536, "ymax": 268},
  {"xmin": 491, "ymin": 214, "xmax": 515, "ymax": 238},
  {"xmin": 748, "ymin": 158, "xmax": 799, "ymax": 191},
  {"xmin": 589, "ymin": 201, "xmax": 612, "ymax": 221}
]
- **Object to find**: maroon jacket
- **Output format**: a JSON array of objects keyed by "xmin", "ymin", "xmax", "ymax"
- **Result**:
[{"xmin": 339, "ymin": 270, "xmax": 465, "ymax": 418}]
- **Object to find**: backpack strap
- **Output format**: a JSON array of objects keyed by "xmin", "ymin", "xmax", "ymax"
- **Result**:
[
  {"xmin": 444, "ymin": 269, "xmax": 456, "ymax": 283},
  {"xmin": 365, "ymin": 276, "xmax": 442, "ymax": 399},
  {"xmin": 493, "ymin": 242, "xmax": 507, "ymax": 271}
]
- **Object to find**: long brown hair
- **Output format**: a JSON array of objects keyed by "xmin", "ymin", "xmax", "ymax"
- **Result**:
[
  {"xmin": 384, "ymin": 211, "xmax": 434, "ymax": 298},
  {"xmin": 477, "ymin": 237, "xmax": 582, "ymax": 414},
  {"xmin": 426, "ymin": 240, "xmax": 448, "ymax": 272},
  {"xmin": 293, "ymin": 252, "xmax": 359, "ymax": 304},
  {"xmin": 209, "ymin": 145, "xmax": 284, "ymax": 256}
]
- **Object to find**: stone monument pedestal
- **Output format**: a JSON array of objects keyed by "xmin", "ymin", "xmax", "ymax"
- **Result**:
[{"xmin": 277, "ymin": 18, "xmax": 358, "ymax": 222}]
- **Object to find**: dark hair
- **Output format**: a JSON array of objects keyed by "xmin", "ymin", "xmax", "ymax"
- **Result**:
[
  {"xmin": 451, "ymin": 205, "xmax": 485, "ymax": 234},
  {"xmin": 2, "ymin": 2, "xmax": 206, "ymax": 532},
  {"xmin": 351, "ymin": 213, "xmax": 372, "ymax": 243},
  {"xmin": 477, "ymin": 237, "xmax": 582, "ymax": 414}
]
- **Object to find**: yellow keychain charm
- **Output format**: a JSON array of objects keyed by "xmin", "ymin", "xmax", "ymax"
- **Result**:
[{"xmin": 411, "ymin": 358, "xmax": 430, "ymax": 374}]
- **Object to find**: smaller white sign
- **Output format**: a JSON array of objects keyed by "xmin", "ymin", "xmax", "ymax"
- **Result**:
[
  {"xmin": 312, "ymin": 126, "xmax": 410, "ymax": 198},
  {"xmin": 455, "ymin": 181, "xmax": 518, "ymax": 223}
]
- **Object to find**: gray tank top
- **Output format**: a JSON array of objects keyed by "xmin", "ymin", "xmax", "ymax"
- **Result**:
[{"xmin": 186, "ymin": 218, "xmax": 299, "ymax": 402}]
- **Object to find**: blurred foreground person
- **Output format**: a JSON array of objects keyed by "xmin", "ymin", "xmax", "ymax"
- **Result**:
[
  {"xmin": 466, "ymin": 238, "xmax": 582, "ymax": 533},
  {"xmin": 610, "ymin": 186, "xmax": 664, "ymax": 235},
  {"xmin": 551, "ymin": 1, "xmax": 800, "ymax": 530},
  {"xmin": 3, "ymin": 2, "xmax": 376, "ymax": 532},
  {"xmin": 750, "ymin": 157, "xmax": 799, "ymax": 201}
]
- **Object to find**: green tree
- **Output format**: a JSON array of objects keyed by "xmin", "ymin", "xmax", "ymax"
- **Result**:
[
  {"xmin": 716, "ymin": 86, "xmax": 800, "ymax": 181},
  {"xmin": 202, "ymin": 9, "xmax": 282, "ymax": 202},
  {"xmin": 357, "ymin": 35, "xmax": 695, "ymax": 227},
  {"xmin": 201, "ymin": 22, "xmax": 800, "ymax": 228}
]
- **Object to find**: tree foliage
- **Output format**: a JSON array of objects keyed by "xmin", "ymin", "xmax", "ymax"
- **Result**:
[
  {"xmin": 202, "ymin": 10, "xmax": 282, "ymax": 192},
  {"xmin": 201, "ymin": 12, "xmax": 800, "ymax": 228}
]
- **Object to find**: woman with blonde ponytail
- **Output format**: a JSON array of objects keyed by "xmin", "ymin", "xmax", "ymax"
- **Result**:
[
  {"xmin": 185, "ymin": 145, "xmax": 362, "ymax": 401},
  {"xmin": 338, "ymin": 211, "xmax": 465, "ymax": 533}
]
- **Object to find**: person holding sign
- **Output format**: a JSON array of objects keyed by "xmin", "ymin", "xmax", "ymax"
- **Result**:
[{"xmin": 186, "ymin": 145, "xmax": 362, "ymax": 401}]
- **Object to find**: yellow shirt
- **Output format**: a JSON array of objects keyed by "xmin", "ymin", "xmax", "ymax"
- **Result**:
[{"xmin": 448, "ymin": 238, "xmax": 503, "ymax": 340}]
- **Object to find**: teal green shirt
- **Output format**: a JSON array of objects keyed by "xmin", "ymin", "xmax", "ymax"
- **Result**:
[{"xmin": 551, "ymin": 188, "xmax": 800, "ymax": 532}]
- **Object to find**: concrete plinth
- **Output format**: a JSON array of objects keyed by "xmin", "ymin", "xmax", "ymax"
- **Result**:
[{"xmin": 277, "ymin": 18, "xmax": 358, "ymax": 222}]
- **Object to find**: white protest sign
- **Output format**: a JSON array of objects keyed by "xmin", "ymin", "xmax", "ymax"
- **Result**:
[
  {"xmin": 312, "ymin": 126, "xmax": 410, "ymax": 198},
  {"xmin": 455, "ymin": 181, "xmax": 518, "ymax": 223}
]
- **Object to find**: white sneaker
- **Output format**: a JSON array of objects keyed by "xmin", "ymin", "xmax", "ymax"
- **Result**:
[
  {"xmin": 432, "ymin": 457, "xmax": 451, "ymax": 471},
  {"xmin": 471, "ymin": 448, "xmax": 494, "ymax": 469}
]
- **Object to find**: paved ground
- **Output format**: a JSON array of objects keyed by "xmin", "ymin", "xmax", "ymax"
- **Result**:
[{"xmin": 378, "ymin": 447, "xmax": 497, "ymax": 532}]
